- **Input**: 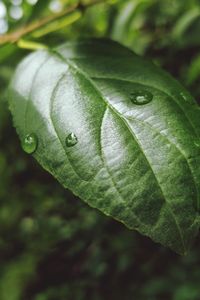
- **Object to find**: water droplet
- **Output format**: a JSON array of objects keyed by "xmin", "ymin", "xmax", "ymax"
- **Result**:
[
  {"xmin": 179, "ymin": 91, "xmax": 195, "ymax": 104},
  {"xmin": 180, "ymin": 92, "xmax": 188, "ymax": 102},
  {"xmin": 66, "ymin": 132, "xmax": 78, "ymax": 147},
  {"xmin": 130, "ymin": 90, "xmax": 153, "ymax": 105},
  {"xmin": 22, "ymin": 133, "xmax": 38, "ymax": 154},
  {"xmin": 194, "ymin": 140, "xmax": 200, "ymax": 148}
]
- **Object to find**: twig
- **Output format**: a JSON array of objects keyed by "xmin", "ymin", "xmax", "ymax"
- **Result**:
[{"xmin": 0, "ymin": 0, "xmax": 108, "ymax": 46}]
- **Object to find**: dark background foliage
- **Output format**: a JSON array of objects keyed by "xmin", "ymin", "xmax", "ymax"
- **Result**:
[{"xmin": 1, "ymin": 0, "xmax": 200, "ymax": 299}]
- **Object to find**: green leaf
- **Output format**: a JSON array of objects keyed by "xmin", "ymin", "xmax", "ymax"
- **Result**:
[
  {"xmin": 31, "ymin": 10, "xmax": 82, "ymax": 38},
  {"xmin": 186, "ymin": 53, "xmax": 200, "ymax": 86},
  {"xmin": 172, "ymin": 8, "xmax": 200, "ymax": 48},
  {"xmin": 8, "ymin": 39, "xmax": 200, "ymax": 254},
  {"xmin": 111, "ymin": 0, "xmax": 154, "ymax": 54}
]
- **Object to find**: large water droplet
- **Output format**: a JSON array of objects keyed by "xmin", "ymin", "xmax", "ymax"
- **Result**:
[
  {"xmin": 22, "ymin": 133, "xmax": 38, "ymax": 154},
  {"xmin": 130, "ymin": 90, "xmax": 153, "ymax": 105},
  {"xmin": 66, "ymin": 132, "xmax": 78, "ymax": 147}
]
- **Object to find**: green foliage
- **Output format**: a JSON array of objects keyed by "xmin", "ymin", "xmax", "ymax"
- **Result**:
[
  {"xmin": 1, "ymin": 0, "xmax": 200, "ymax": 299},
  {"xmin": 8, "ymin": 39, "xmax": 200, "ymax": 254}
]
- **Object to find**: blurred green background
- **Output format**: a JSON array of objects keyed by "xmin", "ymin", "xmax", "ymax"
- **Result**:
[{"xmin": 1, "ymin": 0, "xmax": 200, "ymax": 299}]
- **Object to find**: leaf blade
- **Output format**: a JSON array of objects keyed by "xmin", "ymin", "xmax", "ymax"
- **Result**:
[{"xmin": 9, "ymin": 39, "xmax": 200, "ymax": 254}]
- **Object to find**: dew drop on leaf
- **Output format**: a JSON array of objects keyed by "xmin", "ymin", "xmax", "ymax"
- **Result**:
[
  {"xmin": 180, "ymin": 92, "xmax": 188, "ymax": 102},
  {"xmin": 22, "ymin": 133, "xmax": 38, "ymax": 154},
  {"xmin": 130, "ymin": 90, "xmax": 153, "ymax": 105},
  {"xmin": 66, "ymin": 133, "xmax": 78, "ymax": 147},
  {"xmin": 179, "ymin": 91, "xmax": 195, "ymax": 105},
  {"xmin": 194, "ymin": 139, "xmax": 200, "ymax": 148}
]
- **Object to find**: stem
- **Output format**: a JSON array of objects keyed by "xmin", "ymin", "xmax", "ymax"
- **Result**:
[{"xmin": 0, "ymin": 0, "xmax": 108, "ymax": 46}]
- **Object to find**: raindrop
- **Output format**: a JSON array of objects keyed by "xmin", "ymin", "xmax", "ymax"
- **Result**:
[
  {"xmin": 130, "ymin": 90, "xmax": 153, "ymax": 105},
  {"xmin": 179, "ymin": 91, "xmax": 195, "ymax": 104},
  {"xmin": 22, "ymin": 133, "xmax": 38, "ymax": 154},
  {"xmin": 194, "ymin": 140, "xmax": 200, "ymax": 148},
  {"xmin": 180, "ymin": 92, "xmax": 188, "ymax": 102},
  {"xmin": 66, "ymin": 133, "xmax": 78, "ymax": 147}
]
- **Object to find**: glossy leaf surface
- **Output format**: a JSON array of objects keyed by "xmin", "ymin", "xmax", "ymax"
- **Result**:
[{"xmin": 9, "ymin": 39, "xmax": 200, "ymax": 254}]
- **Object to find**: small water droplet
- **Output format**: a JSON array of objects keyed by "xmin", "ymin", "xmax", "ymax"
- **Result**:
[
  {"xmin": 180, "ymin": 92, "xmax": 188, "ymax": 102},
  {"xmin": 22, "ymin": 133, "xmax": 38, "ymax": 154},
  {"xmin": 179, "ymin": 91, "xmax": 195, "ymax": 104},
  {"xmin": 194, "ymin": 140, "xmax": 200, "ymax": 148},
  {"xmin": 66, "ymin": 132, "xmax": 78, "ymax": 147},
  {"xmin": 130, "ymin": 90, "xmax": 153, "ymax": 105}
]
